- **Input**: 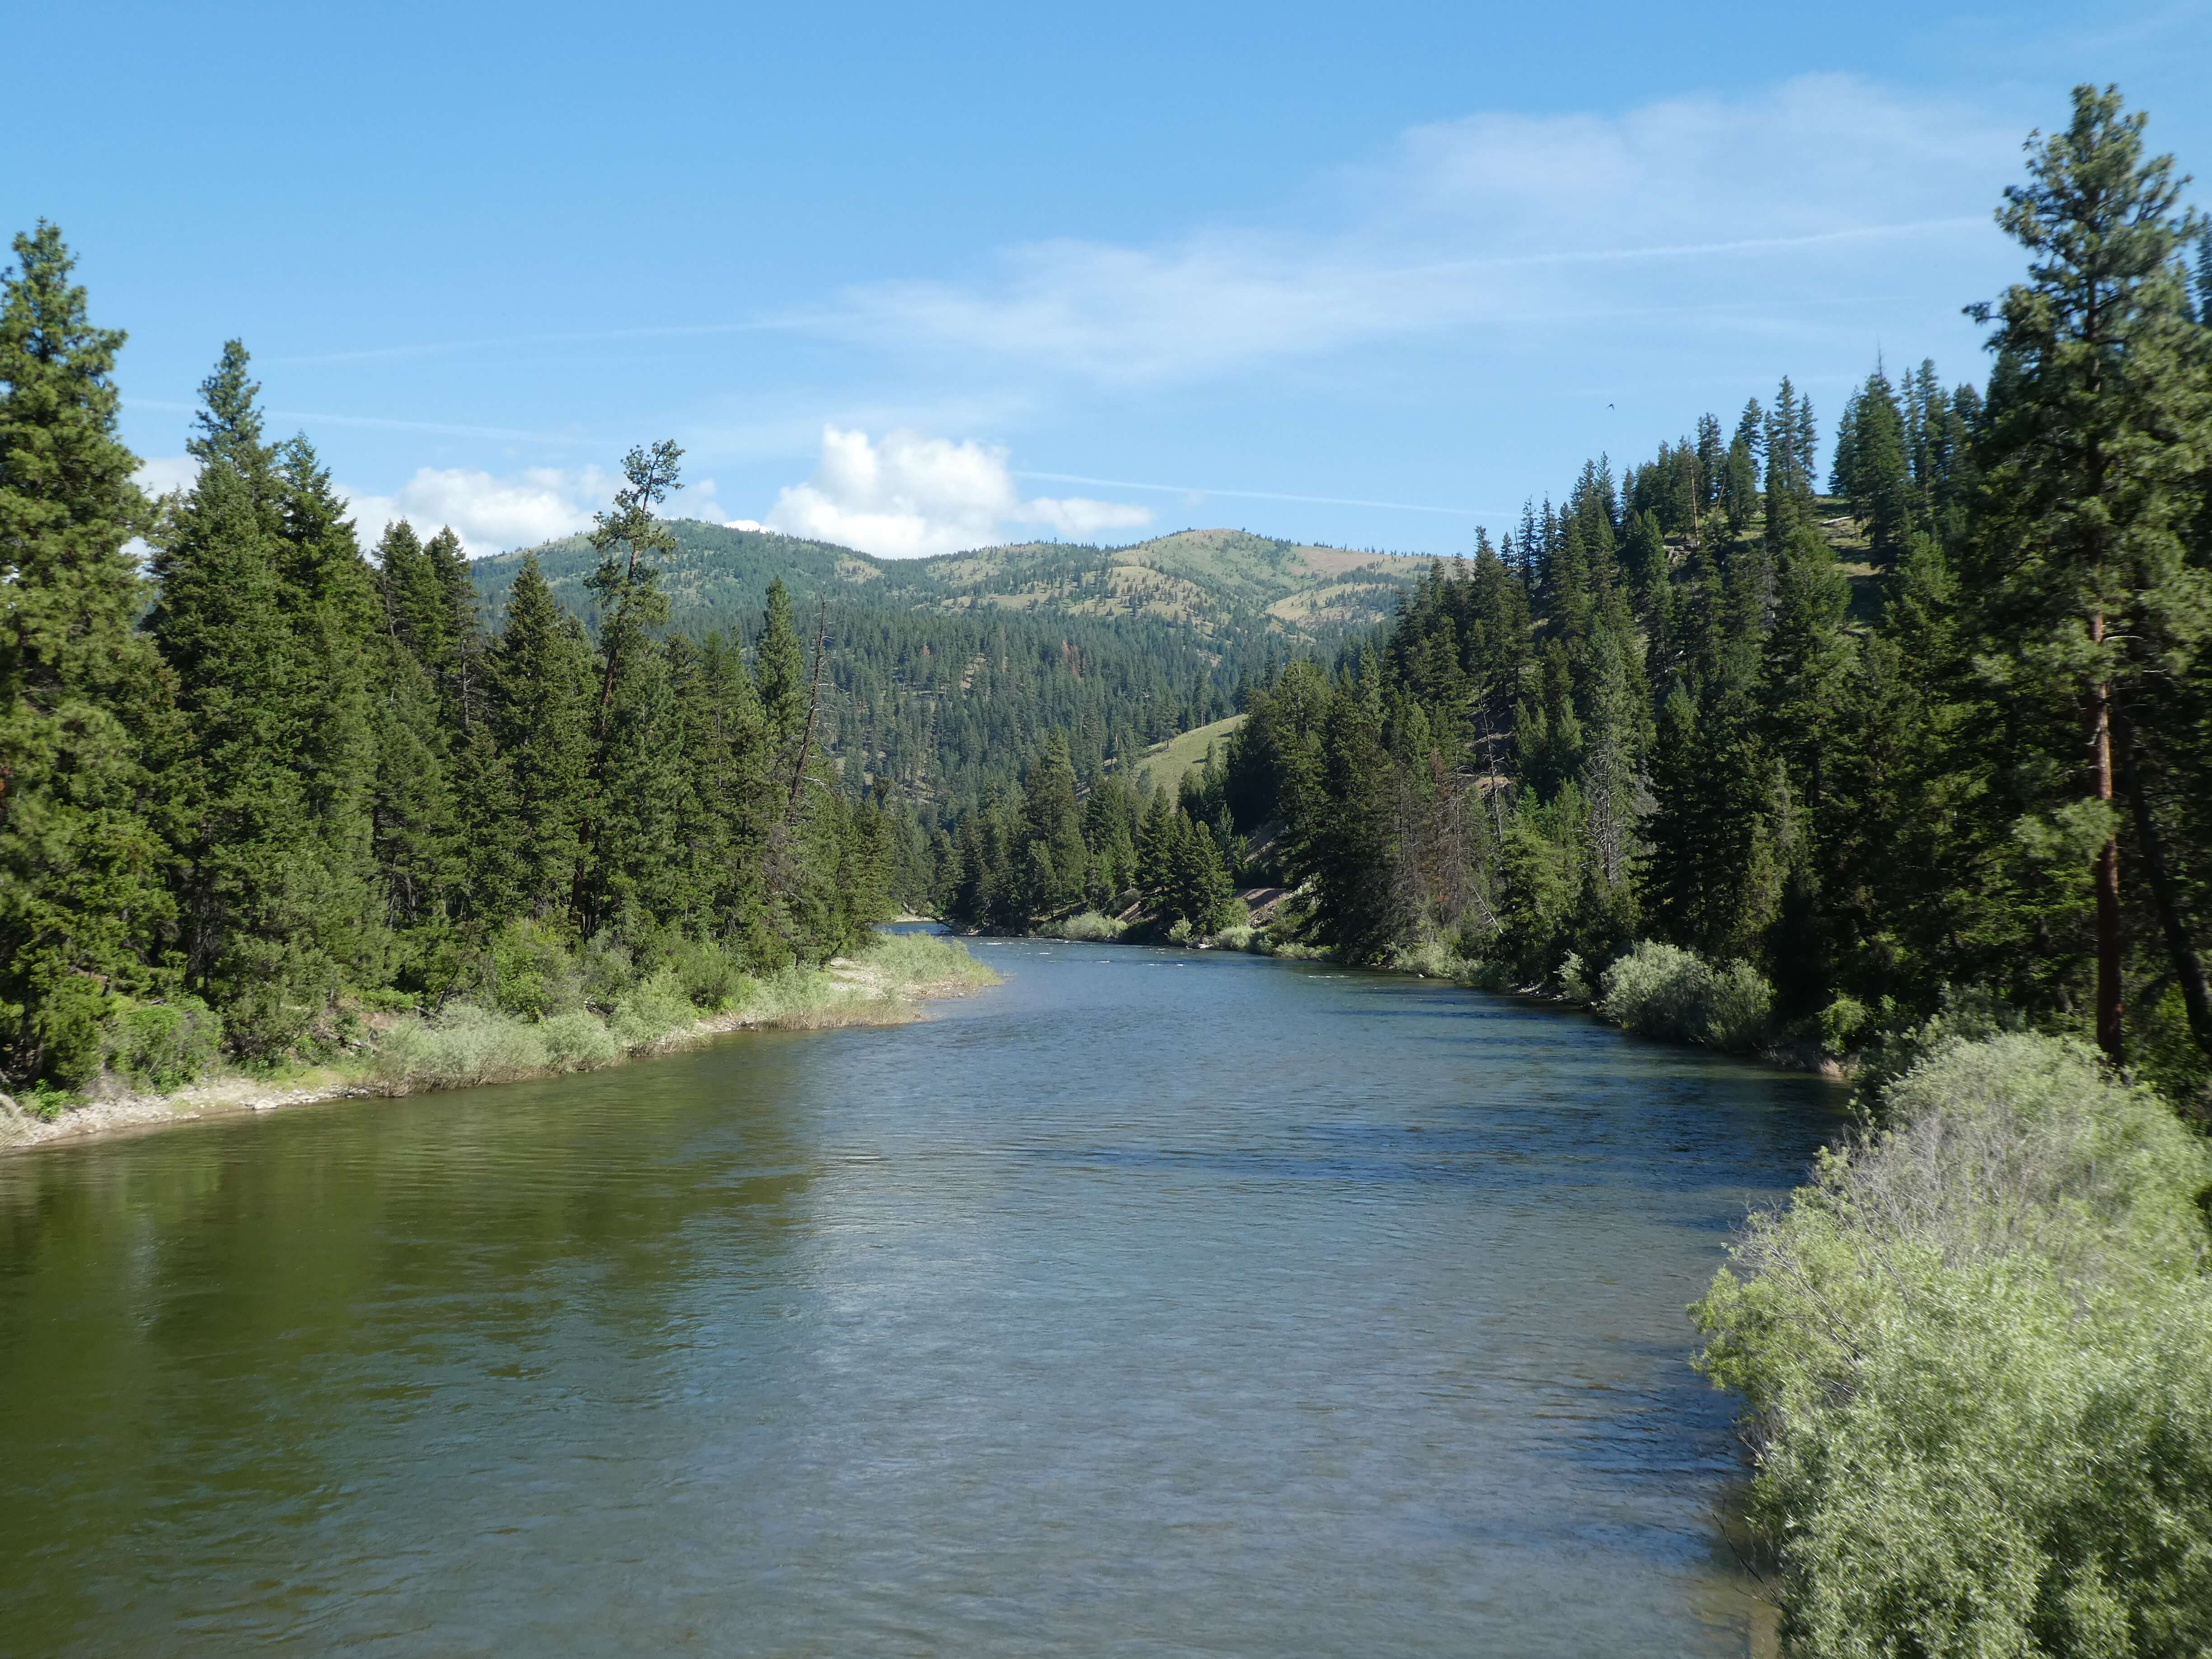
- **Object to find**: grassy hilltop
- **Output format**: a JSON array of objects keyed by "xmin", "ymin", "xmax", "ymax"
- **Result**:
[{"xmin": 468, "ymin": 521, "xmax": 1418, "ymax": 648}]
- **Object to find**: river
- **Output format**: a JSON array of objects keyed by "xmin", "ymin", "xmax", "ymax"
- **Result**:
[{"xmin": 0, "ymin": 937, "xmax": 1841, "ymax": 1656}]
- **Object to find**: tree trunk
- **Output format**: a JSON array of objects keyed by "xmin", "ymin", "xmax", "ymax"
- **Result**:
[
  {"xmin": 2117, "ymin": 708, "xmax": 2212, "ymax": 1058},
  {"xmin": 2090, "ymin": 637, "xmax": 2124, "ymax": 1062}
]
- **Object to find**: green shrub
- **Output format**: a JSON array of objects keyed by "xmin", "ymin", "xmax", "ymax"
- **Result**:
[
  {"xmin": 859, "ymin": 929, "xmax": 996, "ymax": 990},
  {"xmin": 1597, "ymin": 941, "xmax": 1773, "ymax": 1051},
  {"xmin": 1390, "ymin": 937, "xmax": 1464, "ymax": 979},
  {"xmin": 1555, "ymin": 951, "xmax": 1595, "ymax": 1004},
  {"xmin": 577, "ymin": 930, "xmax": 638, "ymax": 1009},
  {"xmin": 663, "ymin": 936, "xmax": 751, "ymax": 1010},
  {"xmin": 609, "ymin": 968, "xmax": 697, "ymax": 1046},
  {"xmin": 538, "ymin": 1008, "xmax": 623, "ymax": 1070},
  {"xmin": 102, "ymin": 997, "xmax": 224, "ymax": 1093},
  {"xmin": 1694, "ymin": 1035, "xmax": 2212, "ymax": 1656},
  {"xmin": 1817, "ymin": 993, "xmax": 1871, "ymax": 1054},
  {"xmin": 372, "ymin": 1003, "xmax": 551, "ymax": 1089},
  {"xmin": 1853, "ymin": 983, "xmax": 2028, "ymax": 1105},
  {"xmin": 21, "ymin": 1080, "xmax": 75, "ymax": 1120},
  {"xmin": 33, "ymin": 975, "xmax": 113, "ymax": 1089},
  {"xmin": 1045, "ymin": 910, "xmax": 1126, "ymax": 942},
  {"xmin": 478, "ymin": 918, "xmax": 587, "ymax": 1020}
]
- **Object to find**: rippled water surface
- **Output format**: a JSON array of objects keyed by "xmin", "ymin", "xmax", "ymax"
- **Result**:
[{"xmin": 0, "ymin": 940, "xmax": 1842, "ymax": 1656}]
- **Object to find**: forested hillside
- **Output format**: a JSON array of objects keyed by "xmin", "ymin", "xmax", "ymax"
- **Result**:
[
  {"xmin": 469, "ymin": 522, "xmax": 1416, "ymax": 807},
  {"xmin": 0, "ymin": 269, "xmax": 895, "ymax": 1093},
  {"xmin": 932, "ymin": 89, "xmax": 2212, "ymax": 1115},
  {"xmin": 5, "ymin": 84, "xmax": 2210, "ymax": 1121}
]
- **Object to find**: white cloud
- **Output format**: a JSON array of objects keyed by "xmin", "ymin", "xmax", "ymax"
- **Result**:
[
  {"xmin": 133, "ymin": 456, "xmax": 615, "ymax": 559},
  {"xmin": 807, "ymin": 75, "xmax": 2018, "ymax": 385},
  {"xmin": 133, "ymin": 455, "xmax": 200, "ymax": 497},
  {"xmin": 341, "ymin": 465, "xmax": 612, "ymax": 557},
  {"xmin": 765, "ymin": 426, "xmax": 1150, "ymax": 558}
]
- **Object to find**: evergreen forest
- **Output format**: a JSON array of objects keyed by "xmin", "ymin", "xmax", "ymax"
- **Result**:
[
  {"xmin": 0, "ymin": 285, "xmax": 899, "ymax": 1093},
  {"xmin": 937, "ymin": 87, "xmax": 2212, "ymax": 1115}
]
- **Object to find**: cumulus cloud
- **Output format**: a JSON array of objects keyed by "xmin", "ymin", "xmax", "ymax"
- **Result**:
[
  {"xmin": 808, "ymin": 75, "xmax": 2018, "ymax": 385},
  {"xmin": 133, "ymin": 456, "xmax": 622, "ymax": 558},
  {"xmin": 340, "ymin": 465, "xmax": 613, "ymax": 557},
  {"xmin": 765, "ymin": 426, "xmax": 1150, "ymax": 558}
]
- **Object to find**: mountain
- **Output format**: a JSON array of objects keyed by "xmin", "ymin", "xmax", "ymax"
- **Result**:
[
  {"xmin": 468, "ymin": 523, "xmax": 1421, "ymax": 811},
  {"xmin": 468, "ymin": 522, "xmax": 1416, "ymax": 646}
]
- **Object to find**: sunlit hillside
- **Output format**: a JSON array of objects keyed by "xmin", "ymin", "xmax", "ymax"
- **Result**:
[{"xmin": 462, "ymin": 523, "xmax": 1423, "ymax": 807}]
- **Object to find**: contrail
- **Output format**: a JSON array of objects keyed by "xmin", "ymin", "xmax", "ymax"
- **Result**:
[
  {"xmin": 269, "ymin": 321, "xmax": 783, "ymax": 367},
  {"xmin": 1014, "ymin": 471, "xmax": 1508, "ymax": 518},
  {"xmin": 1382, "ymin": 216, "xmax": 1987, "ymax": 280},
  {"xmin": 250, "ymin": 217, "xmax": 1985, "ymax": 369},
  {"xmin": 125, "ymin": 396, "xmax": 595, "ymax": 446}
]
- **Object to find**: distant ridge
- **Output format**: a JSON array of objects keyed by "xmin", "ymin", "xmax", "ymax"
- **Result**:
[
  {"xmin": 468, "ymin": 522, "xmax": 1420, "ymax": 649},
  {"xmin": 462, "ymin": 522, "xmax": 1423, "ymax": 807}
]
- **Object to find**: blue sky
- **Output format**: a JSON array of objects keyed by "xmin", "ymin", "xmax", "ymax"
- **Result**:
[{"xmin": 10, "ymin": 0, "xmax": 2210, "ymax": 558}]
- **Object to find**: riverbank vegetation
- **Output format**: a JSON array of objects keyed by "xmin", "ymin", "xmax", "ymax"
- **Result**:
[
  {"xmin": 919, "ymin": 88, "xmax": 2212, "ymax": 1643},
  {"xmin": 2, "ymin": 928, "xmax": 992, "ymax": 1141},
  {"xmin": 1694, "ymin": 1031, "xmax": 2212, "ymax": 1653}
]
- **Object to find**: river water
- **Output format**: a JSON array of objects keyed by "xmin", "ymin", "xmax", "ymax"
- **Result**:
[{"xmin": 0, "ymin": 939, "xmax": 1840, "ymax": 1656}]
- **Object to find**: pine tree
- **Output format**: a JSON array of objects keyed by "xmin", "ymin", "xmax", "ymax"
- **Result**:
[
  {"xmin": 147, "ymin": 343, "xmax": 380, "ymax": 1055},
  {"xmin": 271, "ymin": 436, "xmax": 384, "ymax": 985},
  {"xmin": 1721, "ymin": 434, "xmax": 1758, "ymax": 534},
  {"xmin": 0, "ymin": 224, "xmax": 174, "ymax": 1084},
  {"xmin": 1843, "ymin": 365, "xmax": 1914, "ymax": 563},
  {"xmin": 1021, "ymin": 732, "xmax": 1088, "ymax": 917},
  {"xmin": 575, "ymin": 442, "xmax": 683, "ymax": 935},
  {"xmin": 1963, "ymin": 84, "xmax": 2212, "ymax": 1061},
  {"xmin": 368, "ymin": 622, "xmax": 458, "ymax": 980},
  {"xmin": 488, "ymin": 554, "xmax": 592, "ymax": 919}
]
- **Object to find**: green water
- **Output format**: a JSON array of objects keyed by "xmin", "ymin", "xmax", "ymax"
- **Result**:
[{"xmin": 0, "ymin": 939, "xmax": 1840, "ymax": 1655}]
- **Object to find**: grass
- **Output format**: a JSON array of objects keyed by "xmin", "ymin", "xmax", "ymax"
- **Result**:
[
  {"xmin": 1129, "ymin": 713, "xmax": 1246, "ymax": 796},
  {"xmin": 369, "ymin": 930, "xmax": 996, "ymax": 1094},
  {"xmin": 10, "ymin": 932, "xmax": 1000, "ymax": 1125}
]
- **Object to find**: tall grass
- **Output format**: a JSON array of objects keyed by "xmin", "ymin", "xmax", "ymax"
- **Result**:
[
  {"xmin": 1040, "ymin": 910, "xmax": 1127, "ymax": 942},
  {"xmin": 1694, "ymin": 1034, "xmax": 2212, "ymax": 1654},
  {"xmin": 858, "ymin": 929, "xmax": 1000, "ymax": 991},
  {"xmin": 358, "ymin": 930, "xmax": 997, "ymax": 1096}
]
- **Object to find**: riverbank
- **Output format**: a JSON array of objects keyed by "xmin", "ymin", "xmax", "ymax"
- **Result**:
[
  {"xmin": 0, "ymin": 932, "xmax": 998, "ymax": 1156},
  {"xmin": 1025, "ymin": 907, "xmax": 1851, "ymax": 1078}
]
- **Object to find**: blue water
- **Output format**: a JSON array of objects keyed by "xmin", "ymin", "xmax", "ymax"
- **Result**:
[{"xmin": 0, "ymin": 939, "xmax": 1839, "ymax": 1655}]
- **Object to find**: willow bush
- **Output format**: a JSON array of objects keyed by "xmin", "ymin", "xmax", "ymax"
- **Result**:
[
  {"xmin": 1694, "ymin": 1034, "xmax": 2212, "ymax": 1655},
  {"xmin": 1598, "ymin": 941, "xmax": 1774, "ymax": 1052}
]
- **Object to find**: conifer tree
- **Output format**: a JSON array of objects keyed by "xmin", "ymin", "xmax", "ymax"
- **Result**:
[
  {"xmin": 1839, "ymin": 366, "xmax": 1914, "ymax": 563},
  {"xmin": 488, "ymin": 553, "xmax": 592, "ymax": 918},
  {"xmin": 0, "ymin": 225, "xmax": 174, "ymax": 1084},
  {"xmin": 1022, "ymin": 733, "xmax": 1088, "ymax": 916},
  {"xmin": 148, "ymin": 344, "xmax": 380, "ymax": 1054},
  {"xmin": 575, "ymin": 442, "xmax": 683, "ymax": 934},
  {"xmin": 1963, "ymin": 84, "xmax": 2211, "ymax": 1061},
  {"xmin": 368, "ymin": 618, "xmax": 458, "ymax": 975}
]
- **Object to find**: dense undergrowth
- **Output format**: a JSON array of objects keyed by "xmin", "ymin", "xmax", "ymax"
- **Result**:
[{"xmin": 4, "ymin": 930, "xmax": 993, "ymax": 1119}]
